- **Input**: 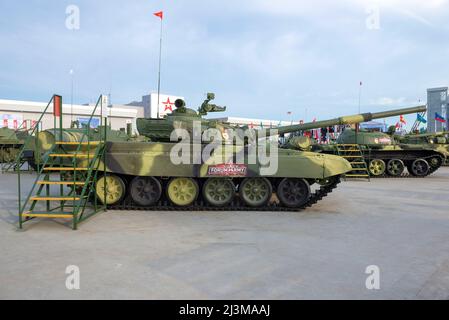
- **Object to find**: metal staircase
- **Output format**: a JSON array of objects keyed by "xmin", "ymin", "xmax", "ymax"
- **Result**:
[
  {"xmin": 17, "ymin": 95, "xmax": 108, "ymax": 230},
  {"xmin": 336, "ymin": 144, "xmax": 370, "ymax": 181}
]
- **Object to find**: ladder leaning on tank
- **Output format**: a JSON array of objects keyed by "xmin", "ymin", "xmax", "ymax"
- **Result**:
[
  {"xmin": 336, "ymin": 144, "xmax": 370, "ymax": 181},
  {"xmin": 16, "ymin": 94, "xmax": 108, "ymax": 230}
]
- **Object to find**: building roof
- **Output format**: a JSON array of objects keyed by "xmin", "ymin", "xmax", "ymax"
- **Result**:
[{"xmin": 0, "ymin": 98, "xmax": 143, "ymax": 119}]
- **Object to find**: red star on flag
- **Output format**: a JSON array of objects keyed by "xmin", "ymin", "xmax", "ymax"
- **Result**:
[{"xmin": 163, "ymin": 98, "xmax": 174, "ymax": 112}]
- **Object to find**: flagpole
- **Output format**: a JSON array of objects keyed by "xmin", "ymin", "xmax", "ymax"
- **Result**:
[
  {"xmin": 70, "ymin": 69, "xmax": 74, "ymax": 123},
  {"xmin": 358, "ymin": 81, "xmax": 362, "ymax": 114},
  {"xmin": 156, "ymin": 16, "xmax": 163, "ymax": 119}
]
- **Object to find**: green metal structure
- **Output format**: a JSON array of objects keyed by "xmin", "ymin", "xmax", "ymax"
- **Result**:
[
  {"xmin": 46, "ymin": 93, "xmax": 353, "ymax": 212},
  {"xmin": 17, "ymin": 95, "xmax": 107, "ymax": 230}
]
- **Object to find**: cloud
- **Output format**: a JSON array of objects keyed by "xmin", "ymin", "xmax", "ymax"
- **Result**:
[
  {"xmin": 370, "ymin": 97, "xmax": 407, "ymax": 106},
  {"xmin": 0, "ymin": 0, "xmax": 448, "ymax": 121}
]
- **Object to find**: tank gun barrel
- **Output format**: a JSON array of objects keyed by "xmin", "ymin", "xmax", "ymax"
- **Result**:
[{"xmin": 275, "ymin": 105, "xmax": 427, "ymax": 136}]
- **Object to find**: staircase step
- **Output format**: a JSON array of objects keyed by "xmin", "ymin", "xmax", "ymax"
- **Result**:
[
  {"xmin": 55, "ymin": 141, "xmax": 101, "ymax": 146},
  {"xmin": 22, "ymin": 212, "xmax": 73, "ymax": 219},
  {"xmin": 30, "ymin": 196, "xmax": 81, "ymax": 201},
  {"xmin": 49, "ymin": 154, "xmax": 91, "ymax": 158},
  {"xmin": 42, "ymin": 167, "xmax": 88, "ymax": 171},
  {"xmin": 37, "ymin": 181, "xmax": 85, "ymax": 186}
]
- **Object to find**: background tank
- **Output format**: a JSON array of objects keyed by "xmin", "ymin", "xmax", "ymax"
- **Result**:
[
  {"xmin": 394, "ymin": 132, "xmax": 449, "ymax": 166},
  {"xmin": 300, "ymin": 106, "xmax": 446, "ymax": 177},
  {"xmin": 0, "ymin": 127, "xmax": 34, "ymax": 170},
  {"xmin": 60, "ymin": 93, "xmax": 353, "ymax": 211},
  {"xmin": 0, "ymin": 127, "xmax": 22, "ymax": 163}
]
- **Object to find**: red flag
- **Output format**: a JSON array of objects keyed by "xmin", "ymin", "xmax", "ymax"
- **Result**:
[
  {"xmin": 53, "ymin": 95, "xmax": 62, "ymax": 117},
  {"xmin": 153, "ymin": 11, "xmax": 163, "ymax": 19}
]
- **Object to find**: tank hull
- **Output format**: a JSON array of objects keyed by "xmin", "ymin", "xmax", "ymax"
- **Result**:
[
  {"xmin": 66, "ymin": 140, "xmax": 352, "ymax": 210},
  {"xmin": 97, "ymin": 142, "xmax": 350, "ymax": 179},
  {"xmin": 313, "ymin": 144, "xmax": 445, "ymax": 177}
]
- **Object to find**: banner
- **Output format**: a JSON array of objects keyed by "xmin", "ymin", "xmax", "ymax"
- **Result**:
[
  {"xmin": 77, "ymin": 117, "xmax": 100, "ymax": 128},
  {"xmin": 1, "ymin": 114, "xmax": 23, "ymax": 129},
  {"xmin": 149, "ymin": 93, "xmax": 185, "ymax": 118}
]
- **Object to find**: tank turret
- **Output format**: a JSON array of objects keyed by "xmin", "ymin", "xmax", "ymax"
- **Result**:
[
  {"xmin": 137, "ymin": 96, "xmax": 426, "ymax": 143},
  {"xmin": 136, "ymin": 93, "xmax": 230, "ymax": 141}
]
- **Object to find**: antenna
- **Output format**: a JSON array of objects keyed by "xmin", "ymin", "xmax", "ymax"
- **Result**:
[
  {"xmin": 108, "ymin": 85, "xmax": 112, "ymax": 119},
  {"xmin": 70, "ymin": 69, "xmax": 74, "ymax": 122}
]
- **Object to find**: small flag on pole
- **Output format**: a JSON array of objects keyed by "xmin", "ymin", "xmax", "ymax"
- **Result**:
[
  {"xmin": 153, "ymin": 11, "xmax": 163, "ymax": 19},
  {"xmin": 417, "ymin": 114, "xmax": 427, "ymax": 124},
  {"xmin": 399, "ymin": 115, "xmax": 406, "ymax": 125},
  {"xmin": 435, "ymin": 112, "xmax": 446, "ymax": 123}
]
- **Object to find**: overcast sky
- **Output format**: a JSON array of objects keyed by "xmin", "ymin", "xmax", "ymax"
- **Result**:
[{"xmin": 0, "ymin": 0, "xmax": 448, "ymax": 124}]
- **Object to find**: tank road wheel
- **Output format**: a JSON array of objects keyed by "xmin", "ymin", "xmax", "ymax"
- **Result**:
[
  {"xmin": 408, "ymin": 159, "xmax": 430, "ymax": 176},
  {"xmin": 130, "ymin": 176, "xmax": 162, "ymax": 206},
  {"xmin": 386, "ymin": 159, "xmax": 405, "ymax": 176},
  {"xmin": 95, "ymin": 175, "xmax": 126, "ymax": 205},
  {"xmin": 368, "ymin": 159, "xmax": 386, "ymax": 176},
  {"xmin": 167, "ymin": 178, "xmax": 199, "ymax": 207},
  {"xmin": 202, "ymin": 178, "xmax": 236, "ymax": 207},
  {"xmin": 239, "ymin": 177, "xmax": 272, "ymax": 207},
  {"xmin": 277, "ymin": 178, "xmax": 311, "ymax": 208},
  {"xmin": 428, "ymin": 156, "xmax": 443, "ymax": 171}
]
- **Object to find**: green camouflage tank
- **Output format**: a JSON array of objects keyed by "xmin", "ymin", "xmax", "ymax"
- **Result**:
[
  {"xmin": 394, "ymin": 132, "xmax": 449, "ymax": 166},
  {"xmin": 0, "ymin": 127, "xmax": 32, "ymax": 165},
  {"xmin": 47, "ymin": 93, "xmax": 353, "ymax": 211},
  {"xmin": 306, "ymin": 106, "xmax": 446, "ymax": 177}
]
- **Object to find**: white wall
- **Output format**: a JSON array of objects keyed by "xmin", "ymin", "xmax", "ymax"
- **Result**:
[{"xmin": 0, "ymin": 99, "xmax": 144, "ymax": 132}]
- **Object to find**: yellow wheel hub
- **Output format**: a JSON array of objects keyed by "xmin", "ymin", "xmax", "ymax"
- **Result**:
[
  {"xmin": 167, "ymin": 178, "xmax": 198, "ymax": 206},
  {"xmin": 369, "ymin": 159, "xmax": 386, "ymax": 176},
  {"xmin": 96, "ymin": 175, "xmax": 125, "ymax": 205}
]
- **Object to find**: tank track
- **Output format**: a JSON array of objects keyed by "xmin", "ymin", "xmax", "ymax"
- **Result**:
[{"xmin": 108, "ymin": 177, "xmax": 341, "ymax": 212}]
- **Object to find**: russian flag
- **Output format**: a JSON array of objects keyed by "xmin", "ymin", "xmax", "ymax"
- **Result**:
[{"xmin": 435, "ymin": 112, "xmax": 446, "ymax": 123}]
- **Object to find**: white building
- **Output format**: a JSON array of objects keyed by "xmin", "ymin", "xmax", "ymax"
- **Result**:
[
  {"xmin": 1, "ymin": 93, "xmax": 303, "ymax": 136},
  {"xmin": 127, "ymin": 93, "xmax": 184, "ymax": 118},
  {"xmin": 0, "ymin": 98, "xmax": 143, "ymax": 133}
]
